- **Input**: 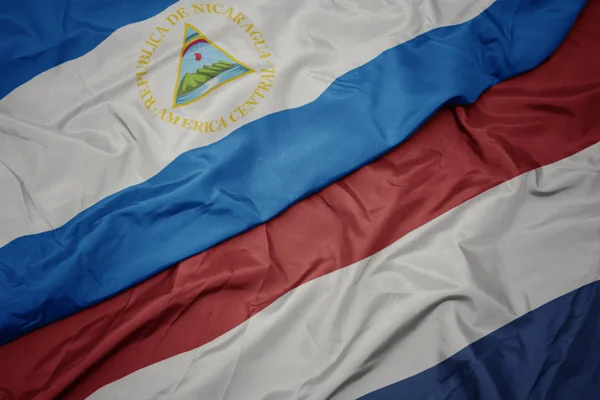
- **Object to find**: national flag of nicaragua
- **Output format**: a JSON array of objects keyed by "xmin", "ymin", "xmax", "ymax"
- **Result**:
[{"xmin": 1, "ymin": 0, "xmax": 599, "ymax": 398}]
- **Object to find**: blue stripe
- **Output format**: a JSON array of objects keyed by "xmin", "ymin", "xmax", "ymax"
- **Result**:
[
  {"xmin": 0, "ymin": 0, "xmax": 587, "ymax": 344},
  {"xmin": 0, "ymin": 0, "xmax": 178, "ymax": 100},
  {"xmin": 361, "ymin": 280, "xmax": 600, "ymax": 400}
]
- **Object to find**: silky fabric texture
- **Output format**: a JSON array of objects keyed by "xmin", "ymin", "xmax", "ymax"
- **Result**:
[
  {"xmin": 363, "ymin": 280, "xmax": 600, "ymax": 400},
  {"xmin": 0, "ymin": 0, "xmax": 496, "ymax": 246},
  {"xmin": 0, "ymin": 0, "xmax": 178, "ymax": 100},
  {"xmin": 0, "ymin": 0, "xmax": 491, "ymax": 101},
  {"xmin": 0, "ymin": 1, "xmax": 599, "ymax": 397},
  {"xmin": 89, "ymin": 142, "xmax": 600, "ymax": 400},
  {"xmin": 0, "ymin": 0, "xmax": 587, "ymax": 345}
]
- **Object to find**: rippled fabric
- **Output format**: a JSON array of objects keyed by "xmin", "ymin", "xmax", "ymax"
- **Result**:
[
  {"xmin": 87, "ymin": 143, "xmax": 600, "ymax": 399},
  {"xmin": 0, "ymin": 0, "xmax": 587, "ymax": 346},
  {"xmin": 362, "ymin": 280, "xmax": 600, "ymax": 400},
  {"xmin": 0, "ymin": 0, "xmax": 178, "ymax": 100},
  {"xmin": 0, "ymin": 0, "xmax": 598, "ymax": 397},
  {"xmin": 0, "ymin": 0, "xmax": 497, "ymax": 247}
]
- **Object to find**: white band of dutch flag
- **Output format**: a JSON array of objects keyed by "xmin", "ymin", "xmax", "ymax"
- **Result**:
[{"xmin": 90, "ymin": 142, "xmax": 600, "ymax": 399}]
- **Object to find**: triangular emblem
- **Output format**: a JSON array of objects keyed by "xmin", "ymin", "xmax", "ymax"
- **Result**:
[{"xmin": 172, "ymin": 23, "xmax": 254, "ymax": 108}]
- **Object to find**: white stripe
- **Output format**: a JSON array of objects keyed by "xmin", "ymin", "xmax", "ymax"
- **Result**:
[
  {"xmin": 0, "ymin": 0, "xmax": 494, "ymax": 246},
  {"xmin": 89, "ymin": 143, "xmax": 600, "ymax": 400}
]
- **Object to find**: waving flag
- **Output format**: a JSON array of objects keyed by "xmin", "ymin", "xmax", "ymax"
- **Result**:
[
  {"xmin": 1, "ymin": 0, "xmax": 598, "ymax": 399},
  {"xmin": 0, "ymin": 0, "xmax": 588, "ymax": 345}
]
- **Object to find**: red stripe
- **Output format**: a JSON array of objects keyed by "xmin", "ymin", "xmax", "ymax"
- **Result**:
[{"xmin": 1, "ymin": 3, "xmax": 599, "ymax": 399}]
